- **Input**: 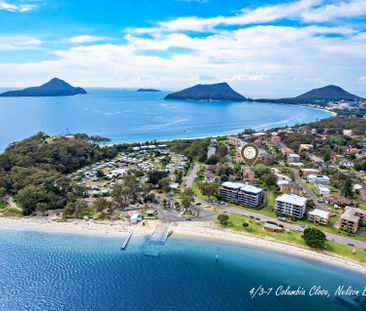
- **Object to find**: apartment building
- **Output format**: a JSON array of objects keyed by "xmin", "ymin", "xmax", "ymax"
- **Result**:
[
  {"xmin": 338, "ymin": 207, "xmax": 366, "ymax": 233},
  {"xmin": 307, "ymin": 209, "xmax": 331, "ymax": 225},
  {"xmin": 220, "ymin": 182, "xmax": 264, "ymax": 208},
  {"xmin": 275, "ymin": 194, "xmax": 307, "ymax": 219}
]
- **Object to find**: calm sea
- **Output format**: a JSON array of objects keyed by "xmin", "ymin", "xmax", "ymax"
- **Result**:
[
  {"xmin": 0, "ymin": 228, "xmax": 364, "ymax": 311},
  {"xmin": 0, "ymin": 88, "xmax": 332, "ymax": 151}
]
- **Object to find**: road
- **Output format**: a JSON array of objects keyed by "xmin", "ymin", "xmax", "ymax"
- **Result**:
[
  {"xmin": 184, "ymin": 163, "xmax": 199, "ymax": 188},
  {"xmin": 217, "ymin": 203, "xmax": 366, "ymax": 249},
  {"xmin": 292, "ymin": 169, "xmax": 322, "ymax": 208}
]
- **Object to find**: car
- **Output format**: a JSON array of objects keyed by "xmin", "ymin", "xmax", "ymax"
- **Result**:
[
  {"xmin": 250, "ymin": 216, "xmax": 255, "ymax": 219},
  {"xmin": 223, "ymin": 210, "xmax": 228, "ymax": 213},
  {"xmin": 255, "ymin": 217, "xmax": 261, "ymax": 221},
  {"xmin": 295, "ymin": 228, "xmax": 302, "ymax": 232},
  {"xmin": 185, "ymin": 218, "xmax": 192, "ymax": 221},
  {"xmin": 196, "ymin": 202, "xmax": 202, "ymax": 206},
  {"xmin": 347, "ymin": 243, "xmax": 355, "ymax": 247}
]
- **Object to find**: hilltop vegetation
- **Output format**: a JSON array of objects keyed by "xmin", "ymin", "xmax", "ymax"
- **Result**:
[
  {"xmin": 0, "ymin": 132, "xmax": 119, "ymax": 215},
  {"xmin": 308, "ymin": 117, "xmax": 366, "ymax": 133}
]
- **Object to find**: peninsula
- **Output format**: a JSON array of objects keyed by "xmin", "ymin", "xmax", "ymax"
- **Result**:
[
  {"xmin": 0, "ymin": 78, "xmax": 87, "ymax": 97},
  {"xmin": 164, "ymin": 82, "xmax": 246, "ymax": 102},
  {"xmin": 256, "ymin": 85, "xmax": 363, "ymax": 104}
]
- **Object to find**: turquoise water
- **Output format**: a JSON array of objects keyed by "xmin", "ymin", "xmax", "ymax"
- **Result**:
[
  {"xmin": 0, "ymin": 89, "xmax": 332, "ymax": 150},
  {"xmin": 0, "ymin": 228, "xmax": 364, "ymax": 311}
]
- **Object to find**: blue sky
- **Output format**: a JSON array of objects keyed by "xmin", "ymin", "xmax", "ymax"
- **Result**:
[{"xmin": 0, "ymin": 0, "xmax": 366, "ymax": 97}]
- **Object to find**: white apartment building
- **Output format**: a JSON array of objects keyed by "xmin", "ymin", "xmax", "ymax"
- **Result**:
[{"xmin": 275, "ymin": 194, "xmax": 307, "ymax": 219}]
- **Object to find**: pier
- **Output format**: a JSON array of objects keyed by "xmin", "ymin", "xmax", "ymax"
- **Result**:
[
  {"xmin": 121, "ymin": 226, "xmax": 135, "ymax": 250},
  {"xmin": 143, "ymin": 223, "xmax": 173, "ymax": 256}
]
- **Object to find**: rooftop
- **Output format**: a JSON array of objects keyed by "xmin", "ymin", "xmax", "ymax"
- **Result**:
[
  {"xmin": 221, "ymin": 181, "xmax": 263, "ymax": 194},
  {"xmin": 276, "ymin": 194, "xmax": 307, "ymax": 206},
  {"xmin": 308, "ymin": 209, "xmax": 331, "ymax": 218}
]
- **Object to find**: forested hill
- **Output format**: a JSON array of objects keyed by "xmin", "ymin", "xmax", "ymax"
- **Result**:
[
  {"xmin": 256, "ymin": 85, "xmax": 363, "ymax": 104},
  {"xmin": 0, "ymin": 133, "xmax": 118, "ymax": 215}
]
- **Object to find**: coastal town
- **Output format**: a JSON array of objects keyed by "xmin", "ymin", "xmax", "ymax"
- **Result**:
[{"xmin": 1, "ymin": 113, "xmax": 366, "ymax": 264}]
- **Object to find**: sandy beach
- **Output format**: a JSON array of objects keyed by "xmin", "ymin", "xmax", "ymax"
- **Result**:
[{"xmin": 1, "ymin": 216, "xmax": 365, "ymax": 275}]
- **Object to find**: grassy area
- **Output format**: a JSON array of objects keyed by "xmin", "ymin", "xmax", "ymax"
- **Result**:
[
  {"xmin": 221, "ymin": 214, "xmax": 366, "ymax": 263},
  {"xmin": 3, "ymin": 208, "xmax": 23, "ymax": 217},
  {"xmin": 0, "ymin": 202, "xmax": 7, "ymax": 209},
  {"xmin": 191, "ymin": 181, "xmax": 209, "ymax": 201}
]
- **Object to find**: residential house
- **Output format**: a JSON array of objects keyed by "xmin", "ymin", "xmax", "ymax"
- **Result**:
[
  {"xmin": 271, "ymin": 135, "xmax": 281, "ymax": 144},
  {"xmin": 307, "ymin": 174, "xmax": 330, "ymax": 185},
  {"xmin": 317, "ymin": 185, "xmax": 331, "ymax": 196},
  {"xmin": 299, "ymin": 144, "xmax": 314, "ymax": 153},
  {"xmin": 280, "ymin": 182, "xmax": 302, "ymax": 196},
  {"xmin": 281, "ymin": 147, "xmax": 295, "ymax": 156},
  {"xmin": 228, "ymin": 136, "xmax": 245, "ymax": 146},
  {"xmin": 287, "ymin": 153, "xmax": 301, "ymax": 163},
  {"xmin": 242, "ymin": 166, "xmax": 257, "ymax": 185},
  {"xmin": 358, "ymin": 186, "xmax": 366, "ymax": 202},
  {"xmin": 300, "ymin": 168, "xmax": 320, "ymax": 177}
]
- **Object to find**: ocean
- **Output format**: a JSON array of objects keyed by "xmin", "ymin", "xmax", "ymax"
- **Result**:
[
  {"xmin": 0, "ymin": 228, "xmax": 364, "ymax": 311},
  {"xmin": 0, "ymin": 88, "xmax": 332, "ymax": 151}
]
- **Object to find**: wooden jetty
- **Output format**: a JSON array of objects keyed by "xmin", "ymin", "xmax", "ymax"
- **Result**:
[{"xmin": 121, "ymin": 226, "xmax": 135, "ymax": 250}]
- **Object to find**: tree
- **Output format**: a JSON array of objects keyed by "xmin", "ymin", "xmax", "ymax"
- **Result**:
[
  {"xmin": 264, "ymin": 173, "xmax": 278, "ymax": 189},
  {"xmin": 181, "ymin": 188, "xmax": 194, "ymax": 212},
  {"xmin": 342, "ymin": 178, "xmax": 353, "ymax": 198},
  {"xmin": 206, "ymin": 155, "xmax": 219, "ymax": 165},
  {"xmin": 199, "ymin": 182, "xmax": 220, "ymax": 200},
  {"xmin": 242, "ymin": 222, "xmax": 249, "ymax": 228},
  {"xmin": 217, "ymin": 214, "xmax": 229, "ymax": 226},
  {"xmin": 162, "ymin": 198, "xmax": 168, "ymax": 210},
  {"xmin": 63, "ymin": 201, "xmax": 75, "ymax": 217},
  {"xmin": 254, "ymin": 164, "xmax": 270, "ymax": 177},
  {"xmin": 36, "ymin": 202, "xmax": 48, "ymax": 216},
  {"xmin": 74, "ymin": 199, "xmax": 88, "ymax": 218},
  {"xmin": 147, "ymin": 170, "xmax": 168, "ymax": 185},
  {"xmin": 302, "ymin": 228, "xmax": 327, "ymax": 248},
  {"xmin": 159, "ymin": 177, "xmax": 171, "ymax": 193},
  {"xmin": 323, "ymin": 149, "xmax": 331, "ymax": 162},
  {"xmin": 93, "ymin": 197, "xmax": 110, "ymax": 213},
  {"xmin": 96, "ymin": 169, "xmax": 105, "ymax": 178},
  {"xmin": 0, "ymin": 187, "xmax": 6, "ymax": 200},
  {"xmin": 122, "ymin": 174, "xmax": 141, "ymax": 201},
  {"xmin": 111, "ymin": 183, "xmax": 129, "ymax": 208}
]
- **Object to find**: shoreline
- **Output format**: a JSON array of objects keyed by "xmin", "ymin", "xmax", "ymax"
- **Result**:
[
  {"xmin": 104, "ymin": 106, "xmax": 334, "ymax": 147},
  {"xmin": 1, "ymin": 216, "xmax": 365, "ymax": 275}
]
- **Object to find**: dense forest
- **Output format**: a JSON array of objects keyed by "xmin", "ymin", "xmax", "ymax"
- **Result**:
[{"xmin": 0, "ymin": 132, "xmax": 120, "ymax": 215}]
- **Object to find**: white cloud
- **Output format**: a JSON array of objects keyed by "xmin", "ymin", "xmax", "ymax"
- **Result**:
[
  {"xmin": 302, "ymin": 0, "xmax": 366, "ymax": 22},
  {"xmin": 129, "ymin": 0, "xmax": 366, "ymax": 34},
  {"xmin": 359, "ymin": 76, "xmax": 366, "ymax": 84},
  {"xmin": 0, "ymin": 35, "xmax": 42, "ymax": 50},
  {"xmin": 1, "ymin": 0, "xmax": 366, "ymax": 97},
  {"xmin": 0, "ymin": 1, "xmax": 38, "ymax": 12},
  {"xmin": 68, "ymin": 35, "xmax": 115, "ymax": 44}
]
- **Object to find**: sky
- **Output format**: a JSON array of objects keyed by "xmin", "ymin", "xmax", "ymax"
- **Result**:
[{"xmin": 0, "ymin": 0, "xmax": 366, "ymax": 97}]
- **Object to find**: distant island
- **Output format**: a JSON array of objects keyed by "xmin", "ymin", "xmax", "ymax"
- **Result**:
[
  {"xmin": 164, "ymin": 82, "xmax": 246, "ymax": 102},
  {"xmin": 137, "ymin": 88, "xmax": 161, "ymax": 92},
  {"xmin": 256, "ymin": 85, "xmax": 364, "ymax": 104},
  {"xmin": 0, "ymin": 78, "xmax": 87, "ymax": 97}
]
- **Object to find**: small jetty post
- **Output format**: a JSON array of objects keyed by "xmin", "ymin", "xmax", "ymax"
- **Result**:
[{"xmin": 215, "ymin": 244, "xmax": 220, "ymax": 263}]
